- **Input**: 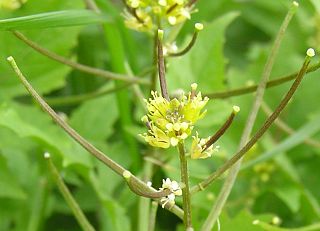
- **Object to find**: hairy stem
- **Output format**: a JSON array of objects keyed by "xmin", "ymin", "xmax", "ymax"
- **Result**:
[
  {"xmin": 201, "ymin": 3, "xmax": 299, "ymax": 230},
  {"xmin": 178, "ymin": 142, "xmax": 193, "ymax": 229},
  {"xmin": 45, "ymin": 153, "xmax": 95, "ymax": 231},
  {"xmin": 12, "ymin": 31, "xmax": 148, "ymax": 85}
]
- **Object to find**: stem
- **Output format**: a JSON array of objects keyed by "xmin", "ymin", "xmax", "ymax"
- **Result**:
[
  {"xmin": 261, "ymin": 102, "xmax": 320, "ymax": 149},
  {"xmin": 103, "ymin": 23, "xmax": 141, "ymax": 172},
  {"xmin": 157, "ymin": 29, "xmax": 170, "ymax": 100},
  {"xmin": 6, "ymin": 56, "xmax": 175, "ymax": 200},
  {"xmin": 168, "ymin": 24, "xmax": 202, "ymax": 57},
  {"xmin": 200, "ymin": 3, "xmax": 299, "ymax": 230},
  {"xmin": 45, "ymin": 83, "xmax": 132, "ymax": 106},
  {"xmin": 83, "ymin": 0, "xmax": 100, "ymax": 12},
  {"xmin": 204, "ymin": 61, "xmax": 320, "ymax": 99},
  {"xmin": 253, "ymin": 220, "xmax": 320, "ymax": 231},
  {"xmin": 150, "ymin": 32, "xmax": 158, "ymax": 96},
  {"xmin": 202, "ymin": 106, "xmax": 239, "ymax": 152},
  {"xmin": 138, "ymin": 161, "xmax": 153, "ymax": 231},
  {"xmin": 148, "ymin": 201, "xmax": 159, "ymax": 231},
  {"xmin": 27, "ymin": 178, "xmax": 48, "ymax": 231},
  {"xmin": 44, "ymin": 153, "xmax": 95, "ymax": 231},
  {"xmin": 12, "ymin": 31, "xmax": 149, "ymax": 85},
  {"xmin": 191, "ymin": 52, "xmax": 312, "ymax": 195},
  {"xmin": 187, "ymin": 0, "xmax": 198, "ymax": 7},
  {"xmin": 178, "ymin": 142, "xmax": 193, "ymax": 229}
]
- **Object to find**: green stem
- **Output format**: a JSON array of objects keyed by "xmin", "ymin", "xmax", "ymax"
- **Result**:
[
  {"xmin": 157, "ymin": 29, "xmax": 170, "ymax": 100},
  {"xmin": 6, "ymin": 56, "xmax": 180, "ymax": 202},
  {"xmin": 138, "ymin": 161, "xmax": 153, "ymax": 231},
  {"xmin": 103, "ymin": 23, "xmax": 141, "ymax": 172},
  {"xmin": 261, "ymin": 102, "xmax": 320, "ymax": 149},
  {"xmin": 200, "ymin": 3, "xmax": 299, "ymax": 230},
  {"xmin": 45, "ymin": 83, "xmax": 132, "ymax": 106},
  {"xmin": 178, "ymin": 142, "xmax": 193, "ymax": 229},
  {"xmin": 168, "ymin": 24, "xmax": 201, "ymax": 57},
  {"xmin": 253, "ymin": 220, "xmax": 320, "ymax": 231},
  {"xmin": 45, "ymin": 153, "xmax": 95, "ymax": 231},
  {"xmin": 27, "ymin": 178, "xmax": 48, "ymax": 231},
  {"xmin": 12, "ymin": 31, "xmax": 148, "ymax": 85},
  {"xmin": 150, "ymin": 32, "xmax": 158, "ymax": 96},
  {"xmin": 148, "ymin": 201, "xmax": 159, "ymax": 231},
  {"xmin": 204, "ymin": 61, "xmax": 320, "ymax": 99}
]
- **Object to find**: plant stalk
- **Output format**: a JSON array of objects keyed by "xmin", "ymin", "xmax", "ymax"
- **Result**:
[{"xmin": 178, "ymin": 142, "xmax": 193, "ymax": 229}]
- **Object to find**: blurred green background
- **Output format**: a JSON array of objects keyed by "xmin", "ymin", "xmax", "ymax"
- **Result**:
[{"xmin": 0, "ymin": 0, "xmax": 320, "ymax": 230}]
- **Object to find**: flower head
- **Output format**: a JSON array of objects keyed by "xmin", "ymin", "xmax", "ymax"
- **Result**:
[
  {"xmin": 0, "ymin": 0, "xmax": 27, "ymax": 10},
  {"xmin": 123, "ymin": 0, "xmax": 192, "ymax": 32},
  {"xmin": 140, "ymin": 84, "xmax": 209, "ymax": 148},
  {"xmin": 191, "ymin": 132, "xmax": 220, "ymax": 159},
  {"xmin": 159, "ymin": 178, "xmax": 182, "ymax": 208}
]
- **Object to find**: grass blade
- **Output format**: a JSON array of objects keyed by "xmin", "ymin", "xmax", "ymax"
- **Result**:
[{"xmin": 0, "ymin": 10, "xmax": 109, "ymax": 30}]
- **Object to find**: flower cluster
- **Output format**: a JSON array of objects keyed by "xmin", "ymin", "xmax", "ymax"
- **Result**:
[
  {"xmin": 0, "ymin": 0, "xmax": 27, "ymax": 10},
  {"xmin": 123, "ymin": 0, "xmax": 192, "ymax": 32},
  {"xmin": 159, "ymin": 178, "xmax": 182, "ymax": 208},
  {"xmin": 140, "ymin": 83, "xmax": 208, "ymax": 148},
  {"xmin": 191, "ymin": 132, "xmax": 220, "ymax": 159}
]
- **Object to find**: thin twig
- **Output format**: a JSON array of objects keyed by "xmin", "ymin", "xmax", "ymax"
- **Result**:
[
  {"xmin": 84, "ymin": 0, "xmax": 100, "ymax": 13},
  {"xmin": 168, "ymin": 23, "xmax": 203, "ymax": 57},
  {"xmin": 45, "ymin": 83, "xmax": 132, "ymax": 106},
  {"xmin": 202, "ymin": 106, "xmax": 239, "ymax": 152},
  {"xmin": 200, "ymin": 3, "xmax": 299, "ymax": 230},
  {"xmin": 204, "ymin": 61, "xmax": 320, "ymax": 99},
  {"xmin": 12, "ymin": 31, "xmax": 149, "ymax": 85},
  {"xmin": 44, "ymin": 153, "xmax": 96, "ymax": 231},
  {"xmin": 148, "ymin": 201, "xmax": 159, "ymax": 231},
  {"xmin": 261, "ymin": 102, "xmax": 320, "ymax": 149},
  {"xmin": 191, "ymin": 50, "xmax": 313, "ymax": 195},
  {"xmin": 157, "ymin": 29, "xmax": 170, "ymax": 100}
]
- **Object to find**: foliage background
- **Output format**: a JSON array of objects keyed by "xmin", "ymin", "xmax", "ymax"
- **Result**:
[{"xmin": 0, "ymin": 0, "xmax": 320, "ymax": 230}]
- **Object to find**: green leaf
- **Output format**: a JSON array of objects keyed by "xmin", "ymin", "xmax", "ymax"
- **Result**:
[
  {"xmin": 0, "ymin": 154, "xmax": 26, "ymax": 199},
  {"xmin": 0, "ymin": 103, "xmax": 92, "ymax": 167},
  {"xmin": 0, "ymin": 1, "xmax": 88, "ymax": 100},
  {"xmin": 0, "ymin": 10, "xmax": 109, "ymax": 30},
  {"xmin": 70, "ymin": 91, "xmax": 118, "ymax": 141},
  {"xmin": 167, "ymin": 12, "xmax": 239, "ymax": 92}
]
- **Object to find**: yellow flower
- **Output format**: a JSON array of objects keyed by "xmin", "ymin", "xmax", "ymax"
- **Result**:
[
  {"xmin": 0, "ymin": 0, "xmax": 27, "ymax": 10},
  {"xmin": 123, "ymin": 0, "xmax": 192, "ymax": 32},
  {"xmin": 191, "ymin": 132, "xmax": 219, "ymax": 159},
  {"xmin": 141, "ymin": 83, "xmax": 208, "ymax": 148}
]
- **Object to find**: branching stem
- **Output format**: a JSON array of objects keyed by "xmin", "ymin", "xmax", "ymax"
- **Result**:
[
  {"xmin": 45, "ymin": 153, "xmax": 95, "ymax": 231},
  {"xmin": 191, "ymin": 53, "xmax": 312, "ymax": 195},
  {"xmin": 12, "ymin": 31, "xmax": 148, "ymax": 85}
]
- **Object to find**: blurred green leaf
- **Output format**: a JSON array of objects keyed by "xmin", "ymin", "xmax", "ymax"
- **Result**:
[
  {"xmin": 167, "ymin": 12, "xmax": 239, "ymax": 92},
  {"xmin": 242, "ymin": 113, "xmax": 320, "ymax": 169},
  {"xmin": 0, "ymin": 154, "xmax": 26, "ymax": 199},
  {"xmin": 0, "ymin": 103, "xmax": 92, "ymax": 167},
  {"xmin": 0, "ymin": 10, "xmax": 109, "ymax": 30},
  {"xmin": 70, "ymin": 91, "xmax": 118, "ymax": 141}
]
